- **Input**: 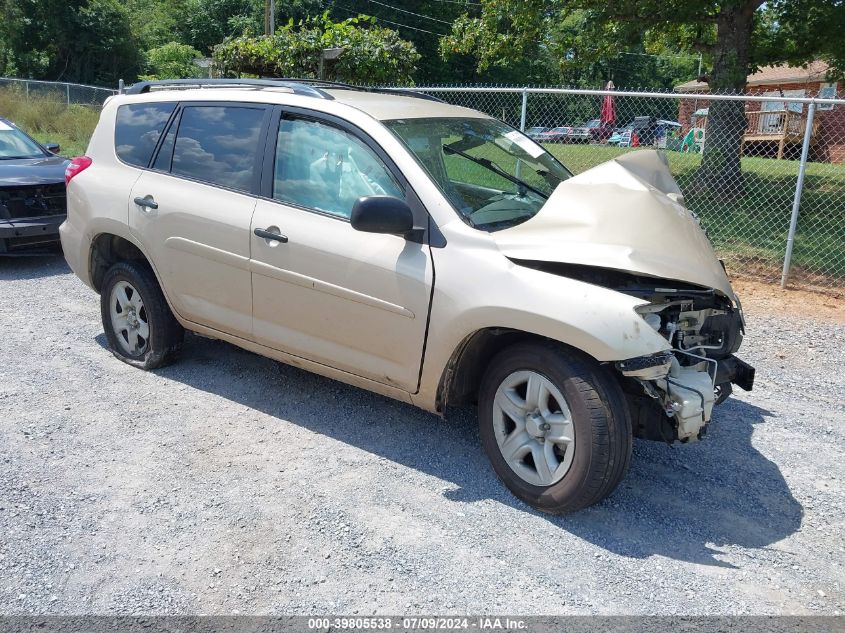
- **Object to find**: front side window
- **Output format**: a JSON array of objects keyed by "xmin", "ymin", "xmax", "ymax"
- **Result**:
[
  {"xmin": 171, "ymin": 105, "xmax": 264, "ymax": 192},
  {"xmin": 385, "ymin": 117, "xmax": 571, "ymax": 232},
  {"xmin": 115, "ymin": 102, "xmax": 176, "ymax": 167},
  {"xmin": 273, "ymin": 117, "xmax": 402, "ymax": 219}
]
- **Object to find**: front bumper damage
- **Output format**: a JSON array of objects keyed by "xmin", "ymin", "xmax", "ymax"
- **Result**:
[
  {"xmin": 488, "ymin": 149, "xmax": 758, "ymax": 443},
  {"xmin": 618, "ymin": 350, "xmax": 755, "ymax": 443}
]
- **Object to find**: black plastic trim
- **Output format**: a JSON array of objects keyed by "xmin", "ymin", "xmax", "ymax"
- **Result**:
[{"xmin": 715, "ymin": 355, "xmax": 756, "ymax": 392}]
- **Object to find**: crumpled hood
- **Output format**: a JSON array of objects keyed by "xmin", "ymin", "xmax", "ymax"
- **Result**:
[{"xmin": 494, "ymin": 150, "xmax": 736, "ymax": 300}]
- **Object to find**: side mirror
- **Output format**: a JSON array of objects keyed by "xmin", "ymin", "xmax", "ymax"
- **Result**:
[
  {"xmin": 350, "ymin": 196, "xmax": 414, "ymax": 236},
  {"xmin": 44, "ymin": 142, "xmax": 60, "ymax": 154}
]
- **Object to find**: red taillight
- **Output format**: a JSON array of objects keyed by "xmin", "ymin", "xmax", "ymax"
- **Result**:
[{"xmin": 65, "ymin": 156, "xmax": 92, "ymax": 186}]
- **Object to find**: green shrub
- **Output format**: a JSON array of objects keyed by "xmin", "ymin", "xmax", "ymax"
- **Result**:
[
  {"xmin": 142, "ymin": 42, "xmax": 204, "ymax": 80},
  {"xmin": 213, "ymin": 13, "xmax": 420, "ymax": 85}
]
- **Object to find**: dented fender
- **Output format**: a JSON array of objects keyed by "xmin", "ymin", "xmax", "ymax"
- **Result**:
[{"xmin": 412, "ymin": 227, "xmax": 670, "ymax": 411}]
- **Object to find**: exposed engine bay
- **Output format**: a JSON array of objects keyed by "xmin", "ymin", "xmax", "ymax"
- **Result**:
[{"xmin": 513, "ymin": 260, "xmax": 756, "ymax": 443}]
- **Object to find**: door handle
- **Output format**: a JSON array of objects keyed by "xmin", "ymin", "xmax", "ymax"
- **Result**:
[
  {"xmin": 254, "ymin": 227, "xmax": 288, "ymax": 243},
  {"xmin": 133, "ymin": 196, "xmax": 158, "ymax": 210}
]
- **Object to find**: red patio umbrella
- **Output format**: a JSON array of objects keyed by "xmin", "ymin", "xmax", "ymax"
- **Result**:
[{"xmin": 600, "ymin": 80, "xmax": 616, "ymax": 126}]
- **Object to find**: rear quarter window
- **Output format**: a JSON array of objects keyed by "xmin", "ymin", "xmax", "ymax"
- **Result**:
[{"xmin": 115, "ymin": 102, "xmax": 177, "ymax": 167}]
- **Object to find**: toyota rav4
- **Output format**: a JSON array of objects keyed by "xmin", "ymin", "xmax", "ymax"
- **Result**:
[{"xmin": 60, "ymin": 79, "xmax": 755, "ymax": 514}]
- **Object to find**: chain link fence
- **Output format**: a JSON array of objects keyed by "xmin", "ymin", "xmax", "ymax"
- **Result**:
[
  {"xmin": 0, "ymin": 77, "xmax": 115, "ymax": 106},
  {"xmin": 399, "ymin": 85, "xmax": 845, "ymax": 293},
  {"xmin": 0, "ymin": 77, "xmax": 842, "ymax": 292}
]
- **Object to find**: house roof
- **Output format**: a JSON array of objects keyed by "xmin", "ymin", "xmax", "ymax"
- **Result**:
[{"xmin": 676, "ymin": 61, "xmax": 831, "ymax": 93}]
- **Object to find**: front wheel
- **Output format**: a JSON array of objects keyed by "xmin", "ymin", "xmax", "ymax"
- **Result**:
[
  {"xmin": 478, "ymin": 342, "xmax": 632, "ymax": 514},
  {"xmin": 100, "ymin": 260, "xmax": 184, "ymax": 370}
]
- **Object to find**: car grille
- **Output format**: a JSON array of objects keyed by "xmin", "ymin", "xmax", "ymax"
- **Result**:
[{"xmin": 0, "ymin": 183, "xmax": 67, "ymax": 220}]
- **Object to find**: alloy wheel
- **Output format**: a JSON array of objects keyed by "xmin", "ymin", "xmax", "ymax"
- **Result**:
[{"xmin": 492, "ymin": 370, "xmax": 576, "ymax": 487}]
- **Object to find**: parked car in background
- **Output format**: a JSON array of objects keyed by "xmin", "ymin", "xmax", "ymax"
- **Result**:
[
  {"xmin": 525, "ymin": 126, "xmax": 549, "ymax": 141},
  {"xmin": 606, "ymin": 127, "xmax": 627, "ymax": 146},
  {"xmin": 566, "ymin": 119, "xmax": 615, "ymax": 144},
  {"xmin": 61, "ymin": 79, "xmax": 754, "ymax": 515},
  {"xmin": 608, "ymin": 117, "xmax": 674, "ymax": 148},
  {"xmin": 535, "ymin": 126, "xmax": 573, "ymax": 144},
  {"xmin": 0, "ymin": 117, "xmax": 68, "ymax": 255}
]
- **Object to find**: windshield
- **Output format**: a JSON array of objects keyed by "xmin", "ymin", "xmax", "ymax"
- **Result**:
[
  {"xmin": 0, "ymin": 122, "xmax": 45, "ymax": 159},
  {"xmin": 385, "ymin": 117, "xmax": 572, "ymax": 232}
]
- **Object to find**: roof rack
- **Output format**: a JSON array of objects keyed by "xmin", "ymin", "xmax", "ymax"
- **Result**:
[
  {"xmin": 124, "ymin": 78, "xmax": 334, "ymax": 99},
  {"xmin": 123, "ymin": 77, "xmax": 444, "ymax": 103},
  {"xmin": 271, "ymin": 79, "xmax": 445, "ymax": 103}
]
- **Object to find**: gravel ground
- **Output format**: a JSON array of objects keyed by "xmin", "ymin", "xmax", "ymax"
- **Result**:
[{"xmin": 1, "ymin": 256, "xmax": 843, "ymax": 616}]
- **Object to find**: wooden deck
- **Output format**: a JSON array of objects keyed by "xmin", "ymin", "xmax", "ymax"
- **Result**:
[{"xmin": 742, "ymin": 110, "xmax": 819, "ymax": 159}]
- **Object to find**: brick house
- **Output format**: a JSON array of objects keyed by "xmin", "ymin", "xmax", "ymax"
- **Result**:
[{"xmin": 675, "ymin": 62, "xmax": 844, "ymax": 163}]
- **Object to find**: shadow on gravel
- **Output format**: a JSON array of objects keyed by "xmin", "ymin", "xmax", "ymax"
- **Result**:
[
  {"xmin": 0, "ymin": 253, "xmax": 69, "ymax": 281},
  {"xmin": 156, "ymin": 334, "xmax": 802, "ymax": 568},
  {"xmin": 553, "ymin": 398, "xmax": 804, "ymax": 567}
]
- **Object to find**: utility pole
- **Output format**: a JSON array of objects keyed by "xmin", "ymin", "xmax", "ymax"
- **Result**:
[{"xmin": 264, "ymin": 0, "xmax": 275, "ymax": 35}]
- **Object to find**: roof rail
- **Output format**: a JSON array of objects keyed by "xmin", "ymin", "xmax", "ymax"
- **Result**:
[
  {"xmin": 272, "ymin": 79, "xmax": 446, "ymax": 103},
  {"xmin": 364, "ymin": 87, "xmax": 445, "ymax": 103},
  {"xmin": 124, "ymin": 77, "xmax": 445, "ymax": 104},
  {"xmin": 124, "ymin": 78, "xmax": 334, "ymax": 99}
]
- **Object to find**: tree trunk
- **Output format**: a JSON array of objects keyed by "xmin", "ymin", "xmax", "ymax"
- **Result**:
[{"xmin": 695, "ymin": 3, "xmax": 756, "ymax": 195}]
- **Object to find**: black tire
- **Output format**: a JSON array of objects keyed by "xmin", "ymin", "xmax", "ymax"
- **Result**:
[
  {"xmin": 100, "ymin": 260, "xmax": 184, "ymax": 370},
  {"xmin": 478, "ymin": 341, "xmax": 632, "ymax": 514}
]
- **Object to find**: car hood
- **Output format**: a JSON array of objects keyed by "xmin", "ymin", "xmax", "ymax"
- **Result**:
[
  {"xmin": 493, "ymin": 150, "xmax": 736, "ymax": 300},
  {"xmin": 0, "ymin": 155, "xmax": 68, "ymax": 185}
]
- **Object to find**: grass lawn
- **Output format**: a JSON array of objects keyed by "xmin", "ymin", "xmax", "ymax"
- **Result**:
[{"xmin": 29, "ymin": 132, "xmax": 90, "ymax": 158}]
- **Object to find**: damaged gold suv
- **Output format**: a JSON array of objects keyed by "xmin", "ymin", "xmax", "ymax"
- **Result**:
[{"xmin": 60, "ymin": 79, "xmax": 755, "ymax": 513}]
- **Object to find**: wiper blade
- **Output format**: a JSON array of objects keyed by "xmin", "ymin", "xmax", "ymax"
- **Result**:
[{"xmin": 443, "ymin": 144, "xmax": 548, "ymax": 200}]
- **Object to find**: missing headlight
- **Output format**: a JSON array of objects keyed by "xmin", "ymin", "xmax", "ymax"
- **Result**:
[{"xmin": 616, "ymin": 351, "xmax": 673, "ymax": 380}]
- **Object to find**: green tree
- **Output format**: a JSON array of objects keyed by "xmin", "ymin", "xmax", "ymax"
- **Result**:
[
  {"xmin": 177, "ymin": 0, "xmax": 326, "ymax": 53},
  {"xmin": 441, "ymin": 0, "xmax": 845, "ymax": 191},
  {"xmin": 0, "ymin": 0, "xmax": 141, "ymax": 84},
  {"xmin": 126, "ymin": 0, "xmax": 189, "ymax": 50},
  {"xmin": 181, "ymin": 0, "xmax": 262, "ymax": 53},
  {"xmin": 142, "ymin": 42, "xmax": 204, "ymax": 80},
  {"xmin": 213, "ymin": 13, "xmax": 421, "ymax": 84}
]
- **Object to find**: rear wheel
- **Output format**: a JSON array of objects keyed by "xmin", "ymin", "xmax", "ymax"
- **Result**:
[
  {"xmin": 100, "ymin": 260, "xmax": 183, "ymax": 370},
  {"xmin": 478, "ymin": 342, "xmax": 632, "ymax": 514}
]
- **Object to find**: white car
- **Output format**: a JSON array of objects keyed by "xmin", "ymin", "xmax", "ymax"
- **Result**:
[{"xmin": 60, "ymin": 79, "xmax": 755, "ymax": 513}]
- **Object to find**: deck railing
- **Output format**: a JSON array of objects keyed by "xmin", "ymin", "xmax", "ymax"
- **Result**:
[{"xmin": 744, "ymin": 109, "xmax": 816, "ymax": 139}]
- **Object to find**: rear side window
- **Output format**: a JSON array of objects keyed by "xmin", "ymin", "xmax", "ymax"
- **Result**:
[
  {"xmin": 115, "ymin": 102, "xmax": 176, "ymax": 167},
  {"xmin": 171, "ymin": 105, "xmax": 265, "ymax": 192}
]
